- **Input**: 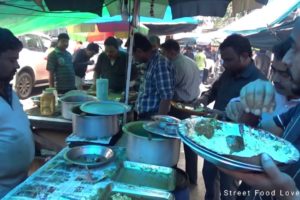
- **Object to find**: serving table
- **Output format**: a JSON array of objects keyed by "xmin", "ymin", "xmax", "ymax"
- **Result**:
[{"xmin": 3, "ymin": 147, "xmax": 126, "ymax": 200}]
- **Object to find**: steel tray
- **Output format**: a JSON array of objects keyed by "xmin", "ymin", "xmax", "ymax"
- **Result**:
[
  {"xmin": 111, "ymin": 161, "xmax": 176, "ymax": 191},
  {"xmin": 99, "ymin": 183, "xmax": 174, "ymax": 200}
]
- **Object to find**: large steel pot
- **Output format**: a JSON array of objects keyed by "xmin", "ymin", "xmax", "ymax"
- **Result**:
[
  {"xmin": 71, "ymin": 106, "xmax": 120, "ymax": 139},
  {"xmin": 123, "ymin": 121, "xmax": 181, "ymax": 167},
  {"xmin": 60, "ymin": 95, "xmax": 98, "ymax": 119}
]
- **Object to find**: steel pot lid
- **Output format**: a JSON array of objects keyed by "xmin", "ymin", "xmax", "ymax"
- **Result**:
[{"xmin": 80, "ymin": 101, "xmax": 131, "ymax": 116}]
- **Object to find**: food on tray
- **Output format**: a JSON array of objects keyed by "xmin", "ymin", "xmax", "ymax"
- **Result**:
[
  {"xmin": 194, "ymin": 118, "xmax": 222, "ymax": 139},
  {"xmin": 226, "ymin": 135, "xmax": 245, "ymax": 153},
  {"xmin": 110, "ymin": 193, "xmax": 148, "ymax": 200},
  {"xmin": 179, "ymin": 117, "xmax": 299, "ymax": 164},
  {"xmin": 111, "ymin": 193, "xmax": 132, "ymax": 200}
]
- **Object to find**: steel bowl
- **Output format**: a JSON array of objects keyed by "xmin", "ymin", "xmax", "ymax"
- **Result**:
[
  {"xmin": 60, "ymin": 94, "xmax": 98, "ymax": 119},
  {"xmin": 64, "ymin": 145, "xmax": 114, "ymax": 167},
  {"xmin": 72, "ymin": 106, "xmax": 120, "ymax": 139}
]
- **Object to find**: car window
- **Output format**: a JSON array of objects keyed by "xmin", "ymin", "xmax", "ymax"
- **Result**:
[
  {"xmin": 41, "ymin": 36, "xmax": 51, "ymax": 49},
  {"xmin": 23, "ymin": 34, "xmax": 44, "ymax": 52}
]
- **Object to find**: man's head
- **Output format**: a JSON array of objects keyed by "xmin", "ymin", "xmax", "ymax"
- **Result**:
[
  {"xmin": 290, "ymin": 17, "xmax": 300, "ymax": 50},
  {"xmin": 271, "ymin": 38, "xmax": 295, "ymax": 97},
  {"xmin": 281, "ymin": 18, "xmax": 300, "ymax": 95},
  {"xmin": 86, "ymin": 42, "xmax": 99, "ymax": 58},
  {"xmin": 219, "ymin": 34, "xmax": 252, "ymax": 73},
  {"xmin": 0, "ymin": 28, "xmax": 23, "ymax": 82},
  {"xmin": 104, "ymin": 37, "xmax": 119, "ymax": 60},
  {"xmin": 161, "ymin": 39, "xmax": 180, "ymax": 60},
  {"xmin": 132, "ymin": 33, "xmax": 153, "ymax": 63},
  {"xmin": 57, "ymin": 33, "xmax": 69, "ymax": 51},
  {"xmin": 148, "ymin": 35, "xmax": 160, "ymax": 50},
  {"xmin": 185, "ymin": 46, "xmax": 193, "ymax": 52}
]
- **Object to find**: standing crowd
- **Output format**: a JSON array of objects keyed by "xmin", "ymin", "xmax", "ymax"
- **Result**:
[{"xmin": 0, "ymin": 17, "xmax": 300, "ymax": 200}]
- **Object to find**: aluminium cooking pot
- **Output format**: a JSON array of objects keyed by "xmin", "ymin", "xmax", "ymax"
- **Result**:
[
  {"xmin": 123, "ymin": 121, "xmax": 181, "ymax": 167},
  {"xmin": 71, "ymin": 106, "xmax": 120, "ymax": 139},
  {"xmin": 60, "ymin": 94, "xmax": 98, "ymax": 119}
]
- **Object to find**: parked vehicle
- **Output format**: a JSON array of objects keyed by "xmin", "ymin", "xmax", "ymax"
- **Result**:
[{"xmin": 14, "ymin": 33, "xmax": 51, "ymax": 99}]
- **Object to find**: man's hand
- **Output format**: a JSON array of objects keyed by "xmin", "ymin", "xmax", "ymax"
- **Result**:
[
  {"xmin": 225, "ymin": 101, "xmax": 244, "ymax": 122},
  {"xmin": 240, "ymin": 79, "xmax": 276, "ymax": 116},
  {"xmin": 219, "ymin": 154, "xmax": 298, "ymax": 199},
  {"xmin": 193, "ymin": 96, "xmax": 209, "ymax": 108}
]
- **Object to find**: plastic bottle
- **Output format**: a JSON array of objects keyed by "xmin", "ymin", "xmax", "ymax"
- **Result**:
[
  {"xmin": 96, "ymin": 78, "xmax": 109, "ymax": 101},
  {"xmin": 40, "ymin": 88, "xmax": 55, "ymax": 116}
]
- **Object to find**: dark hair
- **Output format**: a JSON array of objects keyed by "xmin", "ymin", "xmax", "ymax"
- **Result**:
[
  {"xmin": 272, "ymin": 37, "xmax": 293, "ymax": 60},
  {"xmin": 219, "ymin": 34, "xmax": 253, "ymax": 57},
  {"xmin": 161, "ymin": 39, "xmax": 180, "ymax": 53},
  {"xmin": 148, "ymin": 35, "xmax": 160, "ymax": 46},
  {"xmin": 104, "ymin": 37, "xmax": 118, "ymax": 49},
  {"xmin": 0, "ymin": 28, "xmax": 23, "ymax": 55},
  {"xmin": 57, "ymin": 33, "xmax": 69, "ymax": 41},
  {"xmin": 116, "ymin": 38, "xmax": 123, "ymax": 47},
  {"xmin": 133, "ymin": 33, "xmax": 152, "ymax": 52},
  {"xmin": 87, "ymin": 42, "xmax": 99, "ymax": 53}
]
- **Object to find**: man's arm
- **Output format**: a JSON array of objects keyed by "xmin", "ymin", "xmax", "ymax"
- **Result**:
[
  {"xmin": 196, "ymin": 77, "xmax": 220, "ymax": 106},
  {"xmin": 49, "ymin": 71, "xmax": 54, "ymax": 87},
  {"xmin": 155, "ymin": 59, "xmax": 175, "ymax": 114},
  {"xmin": 158, "ymin": 99, "xmax": 171, "ymax": 115},
  {"xmin": 260, "ymin": 118, "xmax": 283, "ymax": 136},
  {"xmin": 46, "ymin": 52, "xmax": 56, "ymax": 88},
  {"xmin": 93, "ymin": 54, "xmax": 103, "ymax": 84}
]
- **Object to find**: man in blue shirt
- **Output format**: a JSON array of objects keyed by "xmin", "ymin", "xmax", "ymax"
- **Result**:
[{"xmin": 133, "ymin": 33, "xmax": 175, "ymax": 119}]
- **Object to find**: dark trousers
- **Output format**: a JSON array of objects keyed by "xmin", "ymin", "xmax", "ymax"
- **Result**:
[
  {"xmin": 203, "ymin": 160, "xmax": 239, "ymax": 200},
  {"xmin": 168, "ymin": 105, "xmax": 198, "ymax": 184}
]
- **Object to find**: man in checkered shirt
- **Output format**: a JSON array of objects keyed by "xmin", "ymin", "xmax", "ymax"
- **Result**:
[{"xmin": 132, "ymin": 33, "xmax": 175, "ymax": 120}]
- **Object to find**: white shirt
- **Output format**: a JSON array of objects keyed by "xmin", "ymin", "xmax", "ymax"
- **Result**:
[
  {"xmin": 0, "ymin": 91, "xmax": 35, "ymax": 198},
  {"xmin": 172, "ymin": 54, "xmax": 201, "ymax": 103}
]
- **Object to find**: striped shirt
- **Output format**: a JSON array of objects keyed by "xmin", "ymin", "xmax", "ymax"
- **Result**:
[
  {"xmin": 47, "ymin": 48, "xmax": 75, "ymax": 92},
  {"xmin": 274, "ymin": 103, "xmax": 300, "ymax": 189},
  {"xmin": 246, "ymin": 103, "xmax": 300, "ymax": 200},
  {"xmin": 135, "ymin": 51, "xmax": 175, "ymax": 114}
]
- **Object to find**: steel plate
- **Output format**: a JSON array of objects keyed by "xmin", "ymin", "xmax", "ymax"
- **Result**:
[
  {"xmin": 178, "ymin": 117, "xmax": 299, "ymax": 164},
  {"xmin": 179, "ymin": 131, "xmax": 263, "ymax": 172},
  {"xmin": 143, "ymin": 121, "xmax": 180, "ymax": 139},
  {"xmin": 80, "ymin": 101, "xmax": 131, "ymax": 116},
  {"xmin": 111, "ymin": 161, "xmax": 176, "ymax": 191},
  {"xmin": 64, "ymin": 145, "xmax": 114, "ymax": 167}
]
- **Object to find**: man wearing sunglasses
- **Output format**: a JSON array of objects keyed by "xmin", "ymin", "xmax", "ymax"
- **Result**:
[{"xmin": 223, "ymin": 18, "xmax": 300, "ymax": 200}]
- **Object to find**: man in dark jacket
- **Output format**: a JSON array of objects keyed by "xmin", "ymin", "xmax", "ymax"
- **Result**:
[
  {"xmin": 73, "ymin": 42, "xmax": 99, "ymax": 89},
  {"xmin": 196, "ymin": 34, "xmax": 266, "ymax": 200}
]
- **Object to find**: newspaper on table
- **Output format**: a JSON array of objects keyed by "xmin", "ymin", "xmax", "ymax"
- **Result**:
[{"xmin": 3, "ymin": 146, "xmax": 126, "ymax": 200}]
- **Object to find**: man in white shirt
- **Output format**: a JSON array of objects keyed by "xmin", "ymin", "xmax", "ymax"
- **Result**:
[
  {"xmin": 0, "ymin": 28, "xmax": 35, "ymax": 198},
  {"xmin": 161, "ymin": 39, "xmax": 201, "ymax": 184}
]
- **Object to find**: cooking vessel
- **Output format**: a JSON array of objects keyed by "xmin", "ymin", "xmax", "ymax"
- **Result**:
[
  {"xmin": 72, "ymin": 106, "xmax": 120, "ymax": 139},
  {"xmin": 123, "ymin": 121, "xmax": 181, "ymax": 167},
  {"xmin": 60, "ymin": 94, "xmax": 98, "ymax": 119}
]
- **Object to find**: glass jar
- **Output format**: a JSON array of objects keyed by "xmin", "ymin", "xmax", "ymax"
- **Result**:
[{"xmin": 40, "ymin": 89, "xmax": 55, "ymax": 116}]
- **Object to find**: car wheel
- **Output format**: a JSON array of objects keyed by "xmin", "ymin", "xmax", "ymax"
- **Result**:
[{"xmin": 16, "ymin": 71, "xmax": 34, "ymax": 99}]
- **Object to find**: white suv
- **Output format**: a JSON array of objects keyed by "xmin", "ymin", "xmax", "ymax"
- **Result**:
[{"xmin": 15, "ymin": 33, "xmax": 51, "ymax": 99}]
